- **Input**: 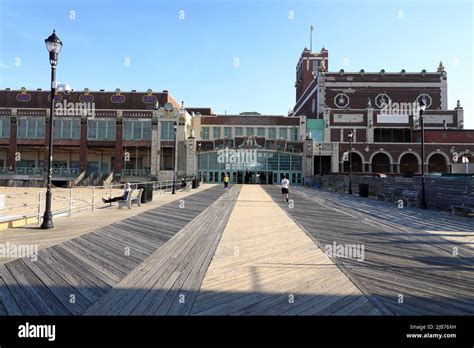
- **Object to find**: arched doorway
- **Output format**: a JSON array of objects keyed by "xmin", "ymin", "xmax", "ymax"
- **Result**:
[
  {"xmin": 399, "ymin": 153, "xmax": 419, "ymax": 174},
  {"xmin": 428, "ymin": 153, "xmax": 448, "ymax": 173},
  {"xmin": 371, "ymin": 153, "xmax": 391, "ymax": 173},
  {"xmin": 343, "ymin": 152, "xmax": 363, "ymax": 172},
  {"xmin": 456, "ymin": 153, "xmax": 474, "ymax": 163}
]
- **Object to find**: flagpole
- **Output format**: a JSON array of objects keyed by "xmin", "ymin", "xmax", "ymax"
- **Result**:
[{"xmin": 310, "ymin": 26, "xmax": 313, "ymax": 52}]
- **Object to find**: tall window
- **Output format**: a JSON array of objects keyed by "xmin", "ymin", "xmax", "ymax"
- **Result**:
[
  {"xmin": 201, "ymin": 126, "xmax": 209, "ymax": 140},
  {"xmin": 87, "ymin": 119, "xmax": 116, "ymax": 140},
  {"xmin": 161, "ymin": 121, "xmax": 175, "ymax": 140},
  {"xmin": 53, "ymin": 118, "xmax": 81, "ymax": 139},
  {"xmin": 268, "ymin": 128, "xmax": 276, "ymax": 139},
  {"xmin": 0, "ymin": 117, "xmax": 10, "ymax": 138},
  {"xmin": 257, "ymin": 127, "xmax": 265, "ymax": 137},
  {"xmin": 17, "ymin": 117, "xmax": 45, "ymax": 139},
  {"xmin": 291, "ymin": 128, "xmax": 299, "ymax": 141},
  {"xmin": 213, "ymin": 127, "xmax": 221, "ymax": 139},
  {"xmin": 123, "ymin": 120, "xmax": 151, "ymax": 140},
  {"xmin": 279, "ymin": 127, "xmax": 288, "ymax": 140},
  {"xmin": 246, "ymin": 127, "xmax": 254, "ymax": 136},
  {"xmin": 224, "ymin": 127, "xmax": 232, "ymax": 138},
  {"xmin": 235, "ymin": 127, "xmax": 243, "ymax": 136}
]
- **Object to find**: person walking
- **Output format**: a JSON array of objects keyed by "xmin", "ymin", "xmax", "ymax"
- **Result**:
[
  {"xmin": 281, "ymin": 175, "xmax": 290, "ymax": 202},
  {"xmin": 223, "ymin": 173, "xmax": 230, "ymax": 191},
  {"xmin": 102, "ymin": 182, "xmax": 132, "ymax": 204}
]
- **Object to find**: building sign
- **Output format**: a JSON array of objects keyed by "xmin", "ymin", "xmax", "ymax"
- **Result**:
[
  {"xmin": 424, "ymin": 115, "xmax": 453, "ymax": 124},
  {"xmin": 377, "ymin": 114, "xmax": 409, "ymax": 124},
  {"xmin": 333, "ymin": 114, "xmax": 364, "ymax": 123}
]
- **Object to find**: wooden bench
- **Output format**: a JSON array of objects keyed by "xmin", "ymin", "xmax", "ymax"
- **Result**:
[
  {"xmin": 451, "ymin": 204, "xmax": 474, "ymax": 217},
  {"xmin": 118, "ymin": 188, "xmax": 144, "ymax": 209},
  {"xmin": 402, "ymin": 190, "xmax": 419, "ymax": 207},
  {"xmin": 376, "ymin": 188, "xmax": 395, "ymax": 202}
]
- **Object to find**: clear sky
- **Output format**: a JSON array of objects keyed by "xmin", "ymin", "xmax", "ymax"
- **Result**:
[{"xmin": 0, "ymin": 0, "xmax": 473, "ymax": 127}]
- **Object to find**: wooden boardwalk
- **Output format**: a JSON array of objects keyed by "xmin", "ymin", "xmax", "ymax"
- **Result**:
[
  {"xmin": 190, "ymin": 185, "xmax": 380, "ymax": 315},
  {"xmin": 1, "ymin": 183, "xmax": 472, "ymax": 316},
  {"xmin": 294, "ymin": 186, "xmax": 474, "ymax": 248},
  {"xmin": 0, "ymin": 185, "xmax": 227, "ymax": 315},
  {"xmin": 263, "ymin": 186, "xmax": 474, "ymax": 315},
  {"xmin": 85, "ymin": 186, "xmax": 241, "ymax": 315},
  {"xmin": 0, "ymin": 186, "xmax": 208, "ymax": 265}
]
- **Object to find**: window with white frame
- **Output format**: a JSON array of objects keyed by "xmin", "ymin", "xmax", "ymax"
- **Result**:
[
  {"xmin": 53, "ymin": 118, "xmax": 81, "ymax": 140},
  {"xmin": 161, "ymin": 121, "xmax": 175, "ymax": 140},
  {"xmin": 268, "ymin": 128, "xmax": 276, "ymax": 139},
  {"xmin": 123, "ymin": 119, "xmax": 151, "ymax": 140},
  {"xmin": 0, "ymin": 117, "xmax": 10, "ymax": 138},
  {"xmin": 235, "ymin": 127, "xmax": 243, "ymax": 136},
  {"xmin": 17, "ymin": 117, "xmax": 45, "ymax": 139},
  {"xmin": 87, "ymin": 119, "xmax": 116, "ymax": 140},
  {"xmin": 224, "ymin": 127, "xmax": 232, "ymax": 138},
  {"xmin": 201, "ymin": 126, "xmax": 209, "ymax": 140},
  {"xmin": 213, "ymin": 127, "xmax": 221, "ymax": 139},
  {"xmin": 279, "ymin": 127, "xmax": 288, "ymax": 140}
]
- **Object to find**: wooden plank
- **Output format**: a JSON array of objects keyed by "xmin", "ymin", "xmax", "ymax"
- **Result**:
[
  {"xmin": 265, "ymin": 186, "xmax": 474, "ymax": 315},
  {"xmin": 23, "ymin": 255, "xmax": 89, "ymax": 314},
  {"xmin": 4, "ymin": 260, "xmax": 56, "ymax": 315},
  {"xmin": 85, "ymin": 186, "xmax": 240, "ymax": 315},
  {"xmin": 0, "ymin": 275, "xmax": 22, "ymax": 315}
]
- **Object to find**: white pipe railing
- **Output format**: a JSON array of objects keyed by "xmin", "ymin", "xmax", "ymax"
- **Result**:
[{"xmin": 0, "ymin": 178, "xmax": 196, "ymax": 224}]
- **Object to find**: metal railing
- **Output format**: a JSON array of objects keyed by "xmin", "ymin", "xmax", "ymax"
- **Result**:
[
  {"xmin": 0, "ymin": 178, "xmax": 195, "ymax": 225},
  {"xmin": 122, "ymin": 169, "xmax": 151, "ymax": 177},
  {"xmin": 0, "ymin": 167, "xmax": 80, "ymax": 177}
]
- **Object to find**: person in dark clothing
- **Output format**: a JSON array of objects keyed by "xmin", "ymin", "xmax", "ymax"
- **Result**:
[
  {"xmin": 181, "ymin": 178, "xmax": 187, "ymax": 189},
  {"xmin": 102, "ymin": 182, "xmax": 132, "ymax": 204}
]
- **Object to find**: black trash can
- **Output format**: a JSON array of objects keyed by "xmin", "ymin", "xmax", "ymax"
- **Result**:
[
  {"xmin": 359, "ymin": 183, "xmax": 369, "ymax": 197},
  {"xmin": 192, "ymin": 178, "xmax": 197, "ymax": 189},
  {"xmin": 137, "ymin": 183, "xmax": 153, "ymax": 203}
]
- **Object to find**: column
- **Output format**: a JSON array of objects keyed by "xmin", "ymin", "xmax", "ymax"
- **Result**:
[
  {"xmin": 150, "ymin": 112, "xmax": 160, "ymax": 177},
  {"xmin": 114, "ymin": 119, "xmax": 124, "ymax": 173},
  {"xmin": 79, "ymin": 116, "xmax": 88, "ymax": 172},
  {"xmin": 7, "ymin": 112, "xmax": 17, "ymax": 172}
]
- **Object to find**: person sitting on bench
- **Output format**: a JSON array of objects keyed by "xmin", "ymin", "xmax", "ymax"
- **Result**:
[{"xmin": 102, "ymin": 182, "xmax": 132, "ymax": 204}]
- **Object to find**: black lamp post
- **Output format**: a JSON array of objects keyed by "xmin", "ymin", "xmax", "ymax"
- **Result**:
[
  {"xmin": 419, "ymin": 101, "xmax": 427, "ymax": 209},
  {"xmin": 41, "ymin": 30, "xmax": 62, "ymax": 229},
  {"xmin": 172, "ymin": 122, "xmax": 177, "ymax": 194},
  {"xmin": 318, "ymin": 143, "xmax": 323, "ymax": 186},
  {"xmin": 348, "ymin": 130, "xmax": 353, "ymax": 195}
]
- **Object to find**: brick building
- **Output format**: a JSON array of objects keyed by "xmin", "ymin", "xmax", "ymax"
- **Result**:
[
  {"xmin": 292, "ymin": 47, "xmax": 474, "ymax": 178},
  {"xmin": 0, "ymin": 46, "xmax": 473, "ymax": 187}
]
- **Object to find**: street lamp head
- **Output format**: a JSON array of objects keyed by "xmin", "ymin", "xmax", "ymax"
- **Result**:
[
  {"xmin": 419, "ymin": 100, "xmax": 427, "ymax": 113},
  {"xmin": 45, "ymin": 30, "xmax": 62, "ymax": 66},
  {"xmin": 348, "ymin": 130, "xmax": 354, "ymax": 141}
]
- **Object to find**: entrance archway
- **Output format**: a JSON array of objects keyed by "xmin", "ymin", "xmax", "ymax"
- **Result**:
[
  {"xmin": 399, "ymin": 153, "xmax": 419, "ymax": 174},
  {"xmin": 343, "ymin": 152, "xmax": 363, "ymax": 172},
  {"xmin": 428, "ymin": 153, "xmax": 448, "ymax": 173},
  {"xmin": 371, "ymin": 153, "xmax": 391, "ymax": 173}
]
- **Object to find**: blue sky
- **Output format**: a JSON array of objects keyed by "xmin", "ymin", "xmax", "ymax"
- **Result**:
[{"xmin": 0, "ymin": 0, "xmax": 473, "ymax": 127}]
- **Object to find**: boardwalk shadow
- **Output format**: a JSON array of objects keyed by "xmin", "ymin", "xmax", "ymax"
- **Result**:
[{"xmin": 2, "ymin": 284, "xmax": 474, "ymax": 316}]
